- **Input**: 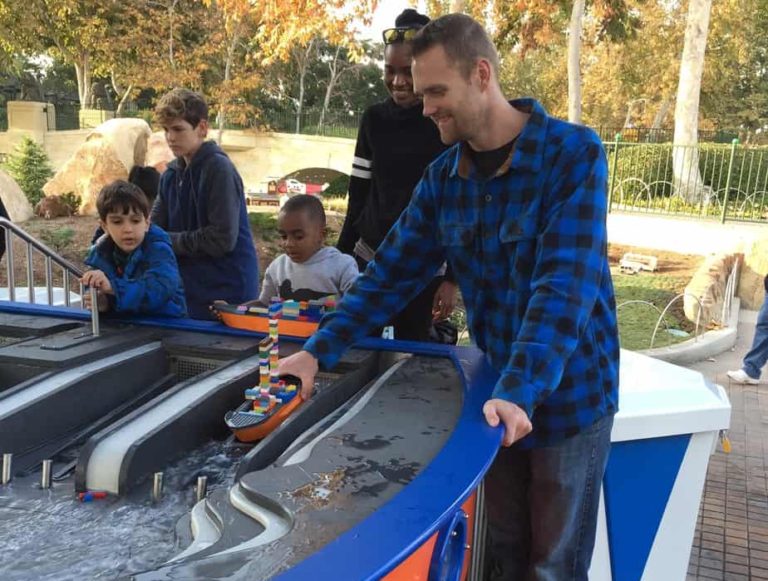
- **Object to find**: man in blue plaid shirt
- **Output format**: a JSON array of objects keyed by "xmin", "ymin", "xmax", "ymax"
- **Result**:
[{"xmin": 280, "ymin": 13, "xmax": 619, "ymax": 580}]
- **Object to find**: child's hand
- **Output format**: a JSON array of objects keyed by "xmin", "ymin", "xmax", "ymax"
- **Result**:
[{"xmin": 81, "ymin": 270, "xmax": 113, "ymax": 295}]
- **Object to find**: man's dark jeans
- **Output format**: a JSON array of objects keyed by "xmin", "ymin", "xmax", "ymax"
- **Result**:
[{"xmin": 485, "ymin": 413, "xmax": 614, "ymax": 580}]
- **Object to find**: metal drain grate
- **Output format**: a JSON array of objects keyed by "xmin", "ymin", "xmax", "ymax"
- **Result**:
[{"xmin": 170, "ymin": 355, "xmax": 225, "ymax": 381}]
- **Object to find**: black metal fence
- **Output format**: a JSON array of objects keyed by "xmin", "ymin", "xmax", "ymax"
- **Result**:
[
  {"xmin": 605, "ymin": 138, "xmax": 768, "ymax": 223},
  {"xmin": 596, "ymin": 126, "xmax": 750, "ymax": 145}
]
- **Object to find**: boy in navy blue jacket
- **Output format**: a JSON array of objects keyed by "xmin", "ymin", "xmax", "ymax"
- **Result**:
[
  {"xmin": 82, "ymin": 180, "xmax": 187, "ymax": 317},
  {"xmin": 150, "ymin": 88, "xmax": 259, "ymax": 319}
]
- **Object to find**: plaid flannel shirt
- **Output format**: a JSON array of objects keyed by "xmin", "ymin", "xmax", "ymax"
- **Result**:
[{"xmin": 305, "ymin": 99, "xmax": 619, "ymax": 447}]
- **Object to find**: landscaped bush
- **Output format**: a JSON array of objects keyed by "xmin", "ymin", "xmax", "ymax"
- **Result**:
[
  {"xmin": 2, "ymin": 136, "xmax": 54, "ymax": 206},
  {"xmin": 699, "ymin": 143, "xmax": 768, "ymax": 203},
  {"xmin": 611, "ymin": 144, "xmax": 674, "ymax": 204},
  {"xmin": 323, "ymin": 174, "xmax": 349, "ymax": 198}
]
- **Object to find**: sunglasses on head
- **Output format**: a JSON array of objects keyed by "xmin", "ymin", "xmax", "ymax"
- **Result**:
[{"xmin": 382, "ymin": 27, "xmax": 420, "ymax": 45}]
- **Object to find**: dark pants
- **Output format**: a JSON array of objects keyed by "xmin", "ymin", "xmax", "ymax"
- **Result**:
[
  {"xmin": 484, "ymin": 414, "xmax": 614, "ymax": 581},
  {"xmin": 356, "ymin": 255, "xmax": 442, "ymax": 342},
  {"xmin": 743, "ymin": 294, "xmax": 768, "ymax": 379}
]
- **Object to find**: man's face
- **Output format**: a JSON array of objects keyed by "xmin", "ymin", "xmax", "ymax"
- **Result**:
[
  {"xmin": 384, "ymin": 43, "xmax": 420, "ymax": 109},
  {"xmin": 278, "ymin": 208, "xmax": 325, "ymax": 264},
  {"xmin": 413, "ymin": 45, "xmax": 483, "ymax": 145},
  {"xmin": 101, "ymin": 209, "xmax": 149, "ymax": 254},
  {"xmin": 162, "ymin": 117, "xmax": 207, "ymax": 162}
]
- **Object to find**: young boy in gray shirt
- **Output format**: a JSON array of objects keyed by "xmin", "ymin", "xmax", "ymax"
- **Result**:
[{"xmin": 257, "ymin": 195, "xmax": 358, "ymax": 304}]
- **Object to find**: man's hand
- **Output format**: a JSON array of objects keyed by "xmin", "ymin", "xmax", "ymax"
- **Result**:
[
  {"xmin": 81, "ymin": 270, "xmax": 113, "ymax": 295},
  {"xmin": 277, "ymin": 350, "xmax": 319, "ymax": 401},
  {"xmin": 483, "ymin": 399, "xmax": 533, "ymax": 447},
  {"xmin": 432, "ymin": 280, "xmax": 458, "ymax": 321}
]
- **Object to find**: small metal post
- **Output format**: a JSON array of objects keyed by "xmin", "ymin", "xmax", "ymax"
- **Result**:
[
  {"xmin": 721, "ymin": 138, "xmax": 740, "ymax": 224},
  {"xmin": 45, "ymin": 257, "xmax": 53, "ymax": 306},
  {"xmin": 196, "ymin": 476, "xmax": 208, "ymax": 503},
  {"xmin": 26, "ymin": 242, "xmax": 34, "ymax": 303},
  {"xmin": 63, "ymin": 270, "xmax": 71, "ymax": 307},
  {"xmin": 2, "ymin": 453, "xmax": 12, "ymax": 485},
  {"xmin": 41, "ymin": 459, "xmax": 52, "ymax": 489},
  {"xmin": 152, "ymin": 471, "xmax": 164, "ymax": 503},
  {"xmin": 6, "ymin": 229, "xmax": 15, "ymax": 302},
  {"xmin": 89, "ymin": 287, "xmax": 100, "ymax": 337},
  {"xmin": 608, "ymin": 133, "xmax": 622, "ymax": 213}
]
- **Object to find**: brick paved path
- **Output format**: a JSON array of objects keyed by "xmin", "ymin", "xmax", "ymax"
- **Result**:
[{"xmin": 685, "ymin": 311, "xmax": 768, "ymax": 580}]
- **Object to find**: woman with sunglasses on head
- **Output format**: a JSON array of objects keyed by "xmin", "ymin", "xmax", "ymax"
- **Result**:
[{"xmin": 337, "ymin": 8, "xmax": 457, "ymax": 342}]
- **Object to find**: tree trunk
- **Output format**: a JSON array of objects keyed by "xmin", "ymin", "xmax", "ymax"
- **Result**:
[
  {"xmin": 111, "ymin": 71, "xmax": 133, "ymax": 117},
  {"xmin": 217, "ymin": 32, "xmax": 239, "ymax": 145},
  {"xmin": 672, "ymin": 0, "xmax": 713, "ymax": 203},
  {"xmin": 318, "ymin": 45, "xmax": 342, "ymax": 134},
  {"xmin": 74, "ymin": 52, "xmax": 92, "ymax": 110},
  {"xmin": 450, "ymin": 0, "xmax": 466, "ymax": 11},
  {"xmin": 651, "ymin": 97, "xmax": 672, "ymax": 130},
  {"xmin": 567, "ymin": 0, "xmax": 585, "ymax": 124},
  {"xmin": 294, "ymin": 40, "xmax": 315, "ymax": 134}
]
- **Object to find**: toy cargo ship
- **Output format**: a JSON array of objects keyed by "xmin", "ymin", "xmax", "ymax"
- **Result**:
[
  {"xmin": 214, "ymin": 296, "xmax": 336, "ymax": 338},
  {"xmin": 225, "ymin": 320, "xmax": 303, "ymax": 442}
]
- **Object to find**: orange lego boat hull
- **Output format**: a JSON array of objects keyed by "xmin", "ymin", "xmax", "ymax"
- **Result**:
[
  {"xmin": 217, "ymin": 309, "xmax": 319, "ymax": 338},
  {"xmin": 229, "ymin": 395, "xmax": 304, "ymax": 442}
]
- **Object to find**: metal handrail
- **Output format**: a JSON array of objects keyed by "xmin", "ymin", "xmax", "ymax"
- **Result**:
[{"xmin": 0, "ymin": 217, "xmax": 99, "ymax": 336}]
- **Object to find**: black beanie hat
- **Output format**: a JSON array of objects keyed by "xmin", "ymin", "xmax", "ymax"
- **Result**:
[{"xmin": 395, "ymin": 8, "xmax": 430, "ymax": 28}]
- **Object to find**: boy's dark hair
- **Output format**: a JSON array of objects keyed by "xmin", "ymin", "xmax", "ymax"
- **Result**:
[
  {"xmin": 411, "ymin": 13, "xmax": 499, "ymax": 79},
  {"xmin": 395, "ymin": 8, "xmax": 429, "ymax": 28},
  {"xmin": 96, "ymin": 180, "xmax": 150, "ymax": 221},
  {"xmin": 128, "ymin": 166, "xmax": 161, "ymax": 205},
  {"xmin": 280, "ymin": 194, "xmax": 326, "ymax": 227},
  {"xmin": 155, "ymin": 88, "xmax": 208, "ymax": 128}
]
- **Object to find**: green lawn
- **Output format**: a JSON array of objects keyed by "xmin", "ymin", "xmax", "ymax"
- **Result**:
[
  {"xmin": 613, "ymin": 271, "xmax": 696, "ymax": 350},
  {"xmin": 451, "ymin": 270, "xmax": 695, "ymax": 351}
]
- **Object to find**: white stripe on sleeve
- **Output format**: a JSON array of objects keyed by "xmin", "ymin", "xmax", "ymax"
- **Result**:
[{"xmin": 353, "ymin": 156, "xmax": 372, "ymax": 168}]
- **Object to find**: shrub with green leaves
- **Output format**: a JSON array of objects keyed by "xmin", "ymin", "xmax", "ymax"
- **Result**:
[
  {"xmin": 1, "ymin": 136, "xmax": 54, "ymax": 206},
  {"xmin": 323, "ymin": 174, "xmax": 350, "ymax": 198},
  {"xmin": 40, "ymin": 227, "xmax": 75, "ymax": 253},
  {"xmin": 611, "ymin": 144, "xmax": 674, "ymax": 204},
  {"xmin": 698, "ymin": 143, "xmax": 768, "ymax": 204},
  {"xmin": 59, "ymin": 191, "xmax": 82, "ymax": 215}
]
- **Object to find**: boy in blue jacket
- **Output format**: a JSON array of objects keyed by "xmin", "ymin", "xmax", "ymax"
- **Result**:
[
  {"xmin": 150, "ymin": 88, "xmax": 259, "ymax": 319},
  {"xmin": 82, "ymin": 180, "xmax": 187, "ymax": 317}
]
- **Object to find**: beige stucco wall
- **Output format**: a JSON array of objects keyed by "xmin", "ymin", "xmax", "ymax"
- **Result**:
[{"xmin": 1, "ymin": 124, "xmax": 355, "ymax": 194}]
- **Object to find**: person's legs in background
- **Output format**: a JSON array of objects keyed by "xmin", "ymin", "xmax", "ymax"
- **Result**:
[
  {"xmin": 484, "ymin": 414, "xmax": 614, "ymax": 581},
  {"xmin": 391, "ymin": 276, "xmax": 443, "ymax": 342},
  {"xmin": 729, "ymin": 294, "xmax": 768, "ymax": 383},
  {"xmin": 355, "ymin": 254, "xmax": 442, "ymax": 342}
]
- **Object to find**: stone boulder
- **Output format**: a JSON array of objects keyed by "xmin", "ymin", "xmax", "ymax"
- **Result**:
[
  {"xmin": 0, "ymin": 169, "xmax": 34, "ymax": 223},
  {"xmin": 42, "ymin": 118, "xmax": 152, "ymax": 215},
  {"xmin": 739, "ymin": 237, "xmax": 768, "ymax": 310},
  {"xmin": 684, "ymin": 254, "xmax": 738, "ymax": 327},
  {"xmin": 145, "ymin": 131, "xmax": 175, "ymax": 174}
]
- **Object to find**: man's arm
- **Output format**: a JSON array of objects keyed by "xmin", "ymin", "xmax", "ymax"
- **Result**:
[
  {"xmin": 337, "ymin": 112, "xmax": 373, "ymax": 255},
  {"xmin": 493, "ymin": 136, "xmax": 610, "ymax": 418},
  {"xmin": 170, "ymin": 160, "xmax": 241, "ymax": 258},
  {"xmin": 150, "ymin": 185, "xmax": 168, "ymax": 230}
]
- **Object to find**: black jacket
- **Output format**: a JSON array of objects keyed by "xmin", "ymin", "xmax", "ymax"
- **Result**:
[{"xmin": 337, "ymin": 98, "xmax": 447, "ymax": 254}]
